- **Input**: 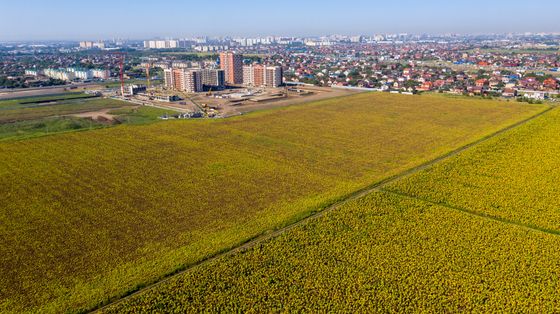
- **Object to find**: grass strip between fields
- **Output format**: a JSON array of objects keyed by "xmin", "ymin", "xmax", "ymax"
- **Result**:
[{"xmin": 381, "ymin": 189, "xmax": 560, "ymax": 237}]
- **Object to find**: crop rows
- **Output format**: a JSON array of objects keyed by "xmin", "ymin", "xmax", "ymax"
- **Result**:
[
  {"xmin": 386, "ymin": 107, "xmax": 560, "ymax": 233},
  {"xmin": 0, "ymin": 93, "xmax": 545, "ymax": 312},
  {"xmin": 103, "ymin": 191, "xmax": 560, "ymax": 313}
]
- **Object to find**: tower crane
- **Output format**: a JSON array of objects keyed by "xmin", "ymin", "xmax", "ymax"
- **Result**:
[
  {"xmin": 110, "ymin": 52, "xmax": 127, "ymax": 97},
  {"xmin": 145, "ymin": 62, "xmax": 152, "ymax": 89}
]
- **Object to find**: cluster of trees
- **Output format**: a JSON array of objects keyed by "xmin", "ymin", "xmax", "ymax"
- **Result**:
[{"xmin": 0, "ymin": 76, "xmax": 66, "ymax": 89}]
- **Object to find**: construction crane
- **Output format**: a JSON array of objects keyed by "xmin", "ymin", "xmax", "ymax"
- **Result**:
[
  {"xmin": 145, "ymin": 62, "xmax": 152, "ymax": 89},
  {"xmin": 110, "ymin": 52, "xmax": 127, "ymax": 97}
]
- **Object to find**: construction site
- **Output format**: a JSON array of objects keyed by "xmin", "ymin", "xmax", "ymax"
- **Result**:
[
  {"xmin": 5, "ymin": 52, "xmax": 361, "ymax": 120},
  {"xmin": 106, "ymin": 83, "xmax": 360, "ymax": 119}
]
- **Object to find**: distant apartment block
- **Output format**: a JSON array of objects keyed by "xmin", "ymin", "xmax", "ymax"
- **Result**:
[
  {"xmin": 144, "ymin": 40, "xmax": 187, "ymax": 49},
  {"xmin": 194, "ymin": 45, "xmax": 229, "ymax": 52},
  {"xmin": 92, "ymin": 69, "xmax": 111, "ymax": 80},
  {"xmin": 171, "ymin": 61, "xmax": 197, "ymax": 69},
  {"xmin": 220, "ymin": 52, "xmax": 243, "ymax": 85},
  {"xmin": 79, "ymin": 41, "xmax": 105, "ymax": 49},
  {"xmin": 164, "ymin": 68, "xmax": 203, "ymax": 93},
  {"xmin": 44, "ymin": 68, "xmax": 75, "ymax": 81},
  {"xmin": 41, "ymin": 67, "xmax": 109, "ymax": 81},
  {"xmin": 243, "ymin": 65, "xmax": 283, "ymax": 87},
  {"xmin": 67, "ymin": 68, "xmax": 93, "ymax": 80},
  {"xmin": 25, "ymin": 69, "xmax": 42, "ymax": 76}
]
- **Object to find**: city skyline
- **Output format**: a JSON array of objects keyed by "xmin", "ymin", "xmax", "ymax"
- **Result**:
[{"xmin": 2, "ymin": 0, "xmax": 560, "ymax": 41}]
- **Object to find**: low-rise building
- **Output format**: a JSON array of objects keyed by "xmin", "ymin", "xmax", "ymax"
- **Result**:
[{"xmin": 127, "ymin": 84, "xmax": 147, "ymax": 95}]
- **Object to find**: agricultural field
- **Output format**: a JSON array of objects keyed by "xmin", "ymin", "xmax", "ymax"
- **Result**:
[
  {"xmin": 0, "ymin": 93, "xmax": 547, "ymax": 312},
  {"xmin": 385, "ymin": 107, "xmax": 560, "ymax": 233},
  {"xmin": 103, "ymin": 191, "xmax": 560, "ymax": 312},
  {"xmin": 102, "ymin": 106, "xmax": 560, "ymax": 313}
]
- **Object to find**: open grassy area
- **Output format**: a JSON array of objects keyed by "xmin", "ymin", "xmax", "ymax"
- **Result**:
[
  {"xmin": 0, "ymin": 94, "xmax": 164, "ymax": 141},
  {"xmin": 0, "ymin": 95, "xmax": 130, "ymax": 123},
  {"xmin": 0, "ymin": 93, "xmax": 94, "ymax": 109},
  {"xmin": 0, "ymin": 93, "xmax": 546, "ymax": 312},
  {"xmin": 108, "ymin": 106, "xmax": 174, "ymax": 125},
  {"xmin": 0, "ymin": 106, "xmax": 171, "ymax": 142},
  {"xmin": 0, "ymin": 116, "xmax": 102, "ymax": 141}
]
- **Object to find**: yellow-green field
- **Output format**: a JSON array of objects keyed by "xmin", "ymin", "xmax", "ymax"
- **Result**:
[
  {"xmin": 102, "ymin": 107, "xmax": 560, "ymax": 313},
  {"xmin": 386, "ymin": 106, "xmax": 560, "ymax": 233},
  {"xmin": 0, "ymin": 93, "xmax": 546, "ymax": 312},
  {"xmin": 103, "ymin": 191, "xmax": 560, "ymax": 313}
]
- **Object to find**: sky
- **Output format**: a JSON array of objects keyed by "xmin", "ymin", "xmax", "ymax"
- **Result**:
[{"xmin": 1, "ymin": 0, "xmax": 559, "ymax": 41}]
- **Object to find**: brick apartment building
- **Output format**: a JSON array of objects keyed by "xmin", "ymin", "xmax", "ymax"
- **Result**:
[
  {"xmin": 220, "ymin": 52, "xmax": 243, "ymax": 85},
  {"xmin": 164, "ymin": 68, "xmax": 203, "ymax": 93},
  {"xmin": 243, "ymin": 65, "xmax": 283, "ymax": 87}
]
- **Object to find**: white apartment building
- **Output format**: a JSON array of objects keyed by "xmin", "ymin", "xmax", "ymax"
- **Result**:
[
  {"xmin": 144, "ymin": 40, "xmax": 179, "ymax": 49},
  {"xmin": 72, "ymin": 69, "xmax": 93, "ymax": 80},
  {"xmin": 92, "ymin": 69, "xmax": 110, "ymax": 80},
  {"xmin": 25, "ymin": 69, "xmax": 42, "ymax": 76},
  {"xmin": 44, "ymin": 69, "xmax": 76, "ymax": 81}
]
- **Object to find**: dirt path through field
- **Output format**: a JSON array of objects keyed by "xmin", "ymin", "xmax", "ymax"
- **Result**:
[{"xmin": 72, "ymin": 108, "xmax": 119, "ymax": 121}]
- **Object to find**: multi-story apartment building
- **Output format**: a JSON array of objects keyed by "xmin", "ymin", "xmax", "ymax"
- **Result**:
[
  {"xmin": 220, "ymin": 52, "xmax": 243, "ymax": 85},
  {"xmin": 243, "ymin": 65, "xmax": 283, "ymax": 87},
  {"xmin": 143, "ymin": 40, "xmax": 182, "ymax": 49},
  {"xmin": 243, "ymin": 66, "xmax": 252, "ymax": 86},
  {"xmin": 92, "ymin": 69, "xmax": 110, "ymax": 80},
  {"xmin": 44, "ymin": 69, "xmax": 76, "ymax": 81},
  {"xmin": 264, "ymin": 66, "xmax": 283, "ymax": 87},
  {"xmin": 164, "ymin": 68, "xmax": 203, "ymax": 93},
  {"xmin": 79, "ymin": 41, "xmax": 105, "ymax": 49},
  {"xmin": 67, "ymin": 68, "xmax": 93, "ymax": 80},
  {"xmin": 200, "ymin": 69, "xmax": 225, "ymax": 89},
  {"xmin": 25, "ymin": 69, "xmax": 42, "ymax": 76},
  {"xmin": 79, "ymin": 41, "xmax": 94, "ymax": 49}
]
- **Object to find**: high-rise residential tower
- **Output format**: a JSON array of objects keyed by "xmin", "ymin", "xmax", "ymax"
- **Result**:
[{"xmin": 220, "ymin": 52, "xmax": 243, "ymax": 85}]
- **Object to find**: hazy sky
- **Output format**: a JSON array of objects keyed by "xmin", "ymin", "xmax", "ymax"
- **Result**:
[{"xmin": 1, "ymin": 0, "xmax": 559, "ymax": 40}]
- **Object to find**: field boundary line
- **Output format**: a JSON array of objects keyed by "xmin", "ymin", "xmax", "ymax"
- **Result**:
[
  {"xmin": 90, "ymin": 105, "xmax": 555, "ymax": 313},
  {"xmin": 381, "ymin": 189, "xmax": 560, "ymax": 237}
]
